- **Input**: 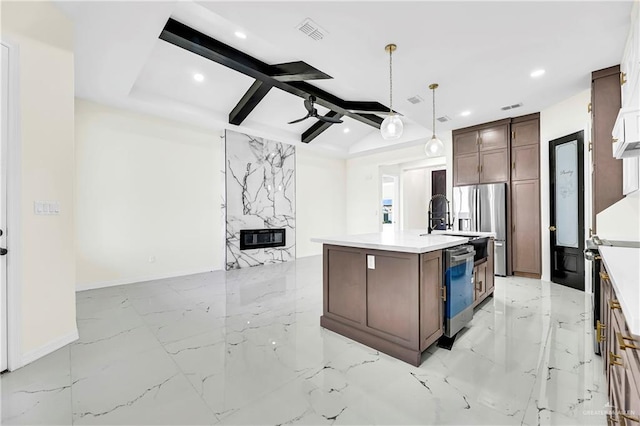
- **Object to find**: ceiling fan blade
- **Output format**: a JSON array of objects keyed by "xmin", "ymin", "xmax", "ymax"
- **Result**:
[
  {"xmin": 287, "ymin": 116, "xmax": 309, "ymax": 124},
  {"xmin": 317, "ymin": 115, "xmax": 344, "ymax": 124}
]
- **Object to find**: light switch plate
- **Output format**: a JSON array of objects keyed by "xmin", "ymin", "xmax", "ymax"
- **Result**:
[
  {"xmin": 367, "ymin": 255, "xmax": 375, "ymax": 269},
  {"xmin": 34, "ymin": 201, "xmax": 60, "ymax": 215}
]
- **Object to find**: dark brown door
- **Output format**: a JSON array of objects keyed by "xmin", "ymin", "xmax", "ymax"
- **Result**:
[
  {"xmin": 549, "ymin": 131, "xmax": 585, "ymax": 290},
  {"xmin": 431, "ymin": 170, "xmax": 447, "ymax": 230}
]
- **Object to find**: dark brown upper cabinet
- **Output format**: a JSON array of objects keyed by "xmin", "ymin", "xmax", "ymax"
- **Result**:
[
  {"xmin": 511, "ymin": 115, "xmax": 540, "ymax": 182},
  {"xmin": 453, "ymin": 120, "xmax": 510, "ymax": 186},
  {"xmin": 511, "ymin": 144, "xmax": 539, "ymax": 181},
  {"xmin": 591, "ymin": 65, "xmax": 623, "ymax": 233},
  {"xmin": 480, "ymin": 149, "xmax": 510, "ymax": 183},
  {"xmin": 479, "ymin": 126, "xmax": 509, "ymax": 151},
  {"xmin": 511, "ymin": 119, "xmax": 540, "ymax": 147}
]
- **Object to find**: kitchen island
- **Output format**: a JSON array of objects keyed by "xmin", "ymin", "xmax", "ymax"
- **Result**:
[{"xmin": 311, "ymin": 231, "xmax": 470, "ymax": 366}]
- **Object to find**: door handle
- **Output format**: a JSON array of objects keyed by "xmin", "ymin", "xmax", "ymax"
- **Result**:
[
  {"xmin": 549, "ymin": 226, "xmax": 556, "ymax": 231},
  {"xmin": 0, "ymin": 248, "xmax": 7, "ymax": 256}
]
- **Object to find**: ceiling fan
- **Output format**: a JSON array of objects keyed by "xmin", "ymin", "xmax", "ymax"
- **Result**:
[{"xmin": 288, "ymin": 95, "xmax": 344, "ymax": 125}]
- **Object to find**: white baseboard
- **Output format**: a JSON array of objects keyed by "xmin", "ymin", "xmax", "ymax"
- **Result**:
[
  {"xmin": 17, "ymin": 329, "xmax": 79, "ymax": 370},
  {"xmin": 76, "ymin": 266, "xmax": 219, "ymax": 292}
]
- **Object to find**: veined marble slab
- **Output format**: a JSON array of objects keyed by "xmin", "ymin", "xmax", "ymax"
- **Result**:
[
  {"xmin": 225, "ymin": 130, "xmax": 295, "ymax": 270},
  {"xmin": 599, "ymin": 246, "xmax": 640, "ymax": 336},
  {"xmin": 311, "ymin": 230, "xmax": 468, "ymax": 253}
]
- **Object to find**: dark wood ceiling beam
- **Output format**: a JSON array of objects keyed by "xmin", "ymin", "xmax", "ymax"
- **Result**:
[
  {"xmin": 159, "ymin": 18, "xmax": 387, "ymax": 131},
  {"xmin": 271, "ymin": 61, "xmax": 332, "ymax": 82},
  {"xmin": 301, "ymin": 112, "xmax": 344, "ymax": 143},
  {"xmin": 161, "ymin": 19, "xmax": 271, "ymax": 80},
  {"xmin": 343, "ymin": 101, "xmax": 393, "ymax": 114},
  {"xmin": 229, "ymin": 80, "xmax": 273, "ymax": 125}
]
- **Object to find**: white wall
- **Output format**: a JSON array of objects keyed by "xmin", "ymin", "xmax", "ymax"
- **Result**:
[
  {"xmin": 596, "ymin": 190, "xmax": 640, "ymax": 241},
  {"xmin": 2, "ymin": 1, "xmax": 77, "ymax": 367},
  {"xmin": 295, "ymin": 145, "xmax": 346, "ymax": 257},
  {"xmin": 75, "ymin": 100, "xmax": 222, "ymax": 289},
  {"xmin": 346, "ymin": 135, "xmax": 452, "ymax": 235},
  {"xmin": 540, "ymin": 89, "xmax": 591, "ymax": 282},
  {"xmin": 402, "ymin": 168, "xmax": 428, "ymax": 230},
  {"xmin": 382, "ymin": 181, "xmax": 394, "ymax": 200}
]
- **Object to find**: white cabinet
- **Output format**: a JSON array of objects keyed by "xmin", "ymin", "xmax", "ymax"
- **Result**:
[
  {"xmin": 613, "ymin": 1, "xmax": 640, "ymax": 159},
  {"xmin": 612, "ymin": 108, "xmax": 640, "ymax": 158},
  {"xmin": 620, "ymin": 5, "xmax": 639, "ymax": 109}
]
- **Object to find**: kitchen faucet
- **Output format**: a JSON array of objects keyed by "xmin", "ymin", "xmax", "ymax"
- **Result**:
[{"xmin": 427, "ymin": 194, "xmax": 452, "ymax": 234}]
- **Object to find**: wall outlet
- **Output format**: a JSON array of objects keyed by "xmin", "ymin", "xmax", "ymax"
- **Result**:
[
  {"xmin": 367, "ymin": 255, "xmax": 375, "ymax": 269},
  {"xmin": 34, "ymin": 201, "xmax": 60, "ymax": 215}
]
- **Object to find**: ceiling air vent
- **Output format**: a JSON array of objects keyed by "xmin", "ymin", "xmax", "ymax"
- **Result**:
[
  {"xmin": 407, "ymin": 95, "xmax": 423, "ymax": 104},
  {"xmin": 501, "ymin": 102, "xmax": 523, "ymax": 111},
  {"xmin": 296, "ymin": 18, "xmax": 328, "ymax": 41},
  {"xmin": 437, "ymin": 116, "xmax": 451, "ymax": 123}
]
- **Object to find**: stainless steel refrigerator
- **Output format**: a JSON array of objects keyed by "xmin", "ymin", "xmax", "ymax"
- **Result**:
[{"xmin": 453, "ymin": 183, "xmax": 507, "ymax": 276}]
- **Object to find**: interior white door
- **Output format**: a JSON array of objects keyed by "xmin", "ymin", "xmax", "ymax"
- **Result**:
[{"xmin": 0, "ymin": 43, "xmax": 9, "ymax": 372}]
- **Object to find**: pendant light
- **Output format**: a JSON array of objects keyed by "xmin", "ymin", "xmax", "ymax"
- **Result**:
[
  {"xmin": 425, "ymin": 83, "xmax": 444, "ymax": 157},
  {"xmin": 380, "ymin": 44, "xmax": 403, "ymax": 140}
]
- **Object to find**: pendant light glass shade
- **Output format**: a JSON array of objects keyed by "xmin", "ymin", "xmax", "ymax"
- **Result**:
[
  {"xmin": 381, "ymin": 44, "xmax": 403, "ymax": 140},
  {"xmin": 381, "ymin": 114, "xmax": 404, "ymax": 140},
  {"xmin": 425, "ymin": 135, "xmax": 444, "ymax": 156},
  {"xmin": 425, "ymin": 83, "xmax": 444, "ymax": 157}
]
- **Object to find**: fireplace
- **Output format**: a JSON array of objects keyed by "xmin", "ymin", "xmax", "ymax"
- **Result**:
[{"xmin": 240, "ymin": 229, "xmax": 286, "ymax": 250}]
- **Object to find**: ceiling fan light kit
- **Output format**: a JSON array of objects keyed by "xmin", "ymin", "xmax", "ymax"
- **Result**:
[
  {"xmin": 424, "ymin": 83, "xmax": 444, "ymax": 157},
  {"xmin": 381, "ymin": 43, "xmax": 404, "ymax": 140}
]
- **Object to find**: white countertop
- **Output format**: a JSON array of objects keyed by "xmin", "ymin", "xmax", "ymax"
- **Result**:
[
  {"xmin": 599, "ymin": 246, "xmax": 640, "ymax": 336},
  {"xmin": 431, "ymin": 230, "xmax": 497, "ymax": 238},
  {"xmin": 311, "ymin": 230, "xmax": 469, "ymax": 253}
]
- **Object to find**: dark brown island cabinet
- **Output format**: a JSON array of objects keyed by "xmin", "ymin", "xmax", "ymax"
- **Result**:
[
  {"xmin": 473, "ymin": 238, "xmax": 495, "ymax": 306},
  {"xmin": 598, "ymin": 265, "xmax": 640, "ymax": 424},
  {"xmin": 319, "ymin": 240, "xmax": 494, "ymax": 366},
  {"xmin": 453, "ymin": 113, "xmax": 541, "ymax": 278}
]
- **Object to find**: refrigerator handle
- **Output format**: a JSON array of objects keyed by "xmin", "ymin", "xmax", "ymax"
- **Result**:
[{"xmin": 475, "ymin": 187, "xmax": 481, "ymax": 231}]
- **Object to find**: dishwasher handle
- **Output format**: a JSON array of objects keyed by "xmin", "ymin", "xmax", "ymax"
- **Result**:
[{"xmin": 450, "ymin": 251, "xmax": 475, "ymax": 263}]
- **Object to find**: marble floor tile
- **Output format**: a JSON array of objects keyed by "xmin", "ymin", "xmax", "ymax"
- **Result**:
[
  {"xmin": 71, "ymin": 347, "xmax": 217, "ymax": 425},
  {"xmin": 1, "ymin": 255, "xmax": 607, "ymax": 425},
  {"xmin": 0, "ymin": 347, "xmax": 72, "ymax": 425}
]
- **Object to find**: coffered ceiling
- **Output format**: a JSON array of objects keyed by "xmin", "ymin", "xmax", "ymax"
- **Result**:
[{"xmin": 54, "ymin": 1, "xmax": 632, "ymax": 157}]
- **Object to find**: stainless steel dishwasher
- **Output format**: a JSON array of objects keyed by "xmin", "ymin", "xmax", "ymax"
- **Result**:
[{"xmin": 444, "ymin": 245, "xmax": 475, "ymax": 338}]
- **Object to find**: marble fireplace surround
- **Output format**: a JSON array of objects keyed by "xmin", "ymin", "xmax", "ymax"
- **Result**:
[{"xmin": 224, "ymin": 130, "xmax": 296, "ymax": 270}]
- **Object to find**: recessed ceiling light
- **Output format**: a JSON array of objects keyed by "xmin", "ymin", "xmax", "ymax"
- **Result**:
[
  {"xmin": 235, "ymin": 31, "xmax": 247, "ymax": 39},
  {"xmin": 530, "ymin": 69, "xmax": 545, "ymax": 78},
  {"xmin": 343, "ymin": 128, "xmax": 350, "ymax": 133},
  {"xmin": 461, "ymin": 110, "xmax": 471, "ymax": 117},
  {"xmin": 193, "ymin": 73, "xmax": 204, "ymax": 82}
]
